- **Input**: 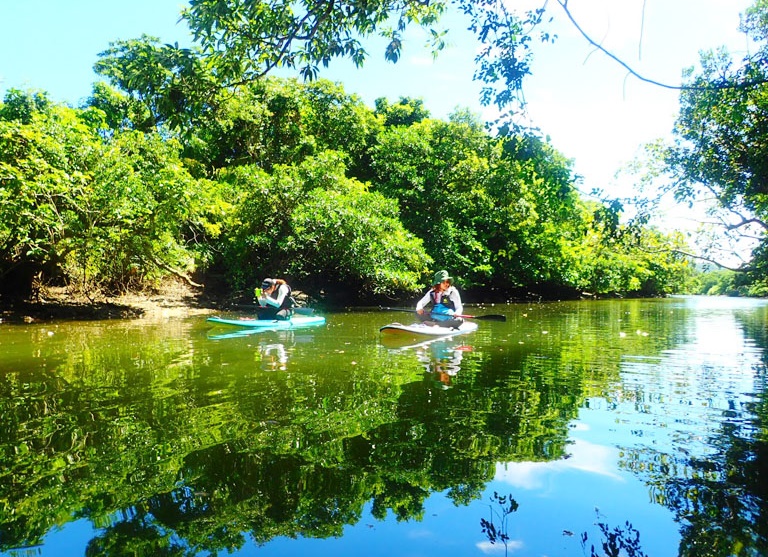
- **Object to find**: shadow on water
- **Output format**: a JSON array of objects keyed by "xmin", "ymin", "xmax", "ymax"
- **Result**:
[{"xmin": 0, "ymin": 298, "xmax": 766, "ymax": 556}]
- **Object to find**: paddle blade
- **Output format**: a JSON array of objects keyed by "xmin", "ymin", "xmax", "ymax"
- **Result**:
[
  {"xmin": 459, "ymin": 314, "xmax": 507, "ymax": 322},
  {"xmin": 476, "ymin": 314, "xmax": 506, "ymax": 321}
]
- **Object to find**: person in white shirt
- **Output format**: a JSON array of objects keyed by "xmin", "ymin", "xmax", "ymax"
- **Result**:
[
  {"xmin": 258, "ymin": 278, "xmax": 294, "ymax": 320},
  {"xmin": 415, "ymin": 270, "xmax": 464, "ymax": 328}
]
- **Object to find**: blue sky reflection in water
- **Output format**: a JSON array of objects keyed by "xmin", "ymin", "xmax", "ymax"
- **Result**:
[{"xmin": 0, "ymin": 296, "xmax": 766, "ymax": 556}]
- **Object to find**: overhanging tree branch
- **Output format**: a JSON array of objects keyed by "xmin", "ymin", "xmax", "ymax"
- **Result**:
[
  {"xmin": 555, "ymin": 0, "xmax": 682, "ymax": 90},
  {"xmin": 640, "ymin": 246, "xmax": 752, "ymax": 272},
  {"xmin": 555, "ymin": 0, "xmax": 768, "ymax": 91}
]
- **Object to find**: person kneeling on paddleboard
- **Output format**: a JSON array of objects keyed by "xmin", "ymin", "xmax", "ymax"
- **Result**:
[
  {"xmin": 257, "ymin": 278, "xmax": 295, "ymax": 320},
  {"xmin": 415, "ymin": 270, "xmax": 464, "ymax": 329}
]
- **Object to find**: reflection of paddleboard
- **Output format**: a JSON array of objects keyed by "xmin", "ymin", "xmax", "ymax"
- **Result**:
[
  {"xmin": 207, "ymin": 315, "xmax": 326, "ymax": 329},
  {"xmin": 380, "ymin": 334, "xmax": 451, "ymax": 351},
  {"xmin": 379, "ymin": 321, "xmax": 478, "ymax": 342},
  {"xmin": 208, "ymin": 328, "xmax": 277, "ymax": 340}
]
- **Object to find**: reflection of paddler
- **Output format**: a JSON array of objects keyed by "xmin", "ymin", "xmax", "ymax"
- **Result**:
[
  {"xmin": 261, "ymin": 343, "xmax": 287, "ymax": 370},
  {"xmin": 418, "ymin": 341, "xmax": 472, "ymax": 386},
  {"xmin": 435, "ymin": 369, "xmax": 453, "ymax": 387}
]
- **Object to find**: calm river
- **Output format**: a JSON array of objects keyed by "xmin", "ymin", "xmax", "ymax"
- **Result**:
[{"xmin": 0, "ymin": 296, "xmax": 766, "ymax": 556}]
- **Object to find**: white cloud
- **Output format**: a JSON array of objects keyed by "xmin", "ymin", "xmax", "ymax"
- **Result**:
[
  {"xmin": 407, "ymin": 528, "xmax": 436, "ymax": 539},
  {"xmin": 494, "ymin": 438, "xmax": 623, "ymax": 490},
  {"xmin": 476, "ymin": 539, "xmax": 525, "ymax": 554},
  {"xmin": 407, "ymin": 54, "xmax": 439, "ymax": 67}
]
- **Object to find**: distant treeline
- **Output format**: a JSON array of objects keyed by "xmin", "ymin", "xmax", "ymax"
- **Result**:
[{"xmin": 0, "ymin": 39, "xmax": 698, "ymax": 303}]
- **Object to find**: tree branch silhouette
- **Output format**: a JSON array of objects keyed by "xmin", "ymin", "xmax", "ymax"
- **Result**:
[{"xmin": 555, "ymin": 0, "xmax": 768, "ymax": 91}]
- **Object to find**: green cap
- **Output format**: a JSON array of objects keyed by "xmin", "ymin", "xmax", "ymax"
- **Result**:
[{"xmin": 432, "ymin": 270, "xmax": 452, "ymax": 285}]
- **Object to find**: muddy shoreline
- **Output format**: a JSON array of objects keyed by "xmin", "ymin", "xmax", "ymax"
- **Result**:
[
  {"xmin": 0, "ymin": 279, "xmax": 334, "ymax": 324},
  {"xmin": 0, "ymin": 284, "xmax": 230, "ymax": 324}
]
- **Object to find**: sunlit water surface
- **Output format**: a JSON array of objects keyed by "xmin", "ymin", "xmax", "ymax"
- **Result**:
[{"xmin": 1, "ymin": 296, "xmax": 766, "ymax": 556}]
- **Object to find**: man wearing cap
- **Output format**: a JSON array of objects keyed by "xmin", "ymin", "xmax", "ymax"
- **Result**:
[
  {"xmin": 415, "ymin": 270, "xmax": 464, "ymax": 328},
  {"xmin": 257, "ymin": 278, "xmax": 294, "ymax": 320}
]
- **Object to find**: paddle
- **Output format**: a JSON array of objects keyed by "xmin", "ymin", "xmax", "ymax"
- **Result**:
[
  {"xmin": 254, "ymin": 305, "xmax": 315, "ymax": 316},
  {"xmin": 379, "ymin": 306, "xmax": 506, "ymax": 322}
]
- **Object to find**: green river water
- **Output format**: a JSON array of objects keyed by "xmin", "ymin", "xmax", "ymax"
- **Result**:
[{"xmin": 0, "ymin": 296, "xmax": 766, "ymax": 556}]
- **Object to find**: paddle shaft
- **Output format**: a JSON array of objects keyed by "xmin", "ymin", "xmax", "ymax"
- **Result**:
[
  {"xmin": 379, "ymin": 306, "xmax": 506, "ymax": 322},
  {"xmin": 255, "ymin": 305, "xmax": 315, "ymax": 315}
]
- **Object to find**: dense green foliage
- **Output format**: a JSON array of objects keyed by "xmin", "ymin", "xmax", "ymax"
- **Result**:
[
  {"xmin": 8, "ymin": 0, "xmax": 768, "ymax": 299},
  {"xmin": 0, "ymin": 93, "xmax": 219, "ymax": 297},
  {"xmin": 217, "ymin": 152, "xmax": 430, "ymax": 298},
  {"xmin": 0, "ymin": 73, "xmax": 692, "ymax": 302},
  {"xmin": 178, "ymin": 0, "xmax": 551, "ymax": 120},
  {"xmin": 0, "ymin": 0, "xmax": 709, "ymax": 302}
]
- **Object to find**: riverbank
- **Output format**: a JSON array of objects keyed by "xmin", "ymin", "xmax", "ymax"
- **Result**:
[
  {"xmin": 0, "ymin": 277, "xmax": 332, "ymax": 323},
  {"xmin": 0, "ymin": 279, "xmax": 602, "ymax": 324},
  {"xmin": 0, "ymin": 281, "xmax": 225, "ymax": 323}
]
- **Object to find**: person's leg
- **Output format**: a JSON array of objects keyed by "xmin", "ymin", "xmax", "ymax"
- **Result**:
[
  {"xmin": 275, "ymin": 308, "xmax": 292, "ymax": 320},
  {"xmin": 435, "ymin": 317, "xmax": 464, "ymax": 329},
  {"xmin": 417, "ymin": 312, "xmax": 433, "ymax": 323},
  {"xmin": 258, "ymin": 307, "xmax": 278, "ymax": 320}
]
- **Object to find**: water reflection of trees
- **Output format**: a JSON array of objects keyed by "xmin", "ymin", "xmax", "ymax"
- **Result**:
[
  {"xmin": 617, "ymin": 403, "xmax": 768, "ymax": 556},
  {"xmin": 615, "ymin": 307, "xmax": 768, "ymax": 557},
  {"xmin": 3, "ymin": 301, "xmax": 766, "ymax": 555},
  {"xmin": 0, "ymin": 322, "xmax": 577, "ymax": 554},
  {"xmin": 495, "ymin": 299, "xmax": 768, "ymax": 556}
]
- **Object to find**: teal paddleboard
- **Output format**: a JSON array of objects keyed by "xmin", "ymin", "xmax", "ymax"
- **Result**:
[{"xmin": 207, "ymin": 315, "xmax": 326, "ymax": 329}]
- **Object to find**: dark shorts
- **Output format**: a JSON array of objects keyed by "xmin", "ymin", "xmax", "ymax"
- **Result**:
[
  {"xmin": 258, "ymin": 307, "xmax": 293, "ymax": 320},
  {"xmin": 417, "ymin": 313, "xmax": 464, "ymax": 328}
]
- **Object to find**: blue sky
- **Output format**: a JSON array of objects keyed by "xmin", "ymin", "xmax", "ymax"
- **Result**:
[{"xmin": 0, "ymin": 0, "xmax": 755, "ymax": 206}]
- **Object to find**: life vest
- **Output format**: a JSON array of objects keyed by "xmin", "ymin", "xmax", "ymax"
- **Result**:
[
  {"xmin": 430, "ymin": 289, "xmax": 456, "ymax": 312},
  {"xmin": 268, "ymin": 282, "xmax": 295, "ymax": 310}
]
